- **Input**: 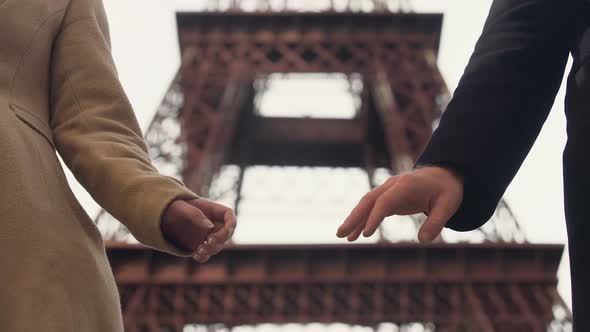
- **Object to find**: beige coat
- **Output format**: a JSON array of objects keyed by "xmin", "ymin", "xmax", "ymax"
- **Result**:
[{"xmin": 0, "ymin": 0, "xmax": 199, "ymax": 330}]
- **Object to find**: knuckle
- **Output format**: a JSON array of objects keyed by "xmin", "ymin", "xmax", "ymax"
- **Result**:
[
  {"xmin": 360, "ymin": 193, "xmax": 373, "ymax": 204},
  {"xmin": 396, "ymin": 174, "xmax": 414, "ymax": 187}
]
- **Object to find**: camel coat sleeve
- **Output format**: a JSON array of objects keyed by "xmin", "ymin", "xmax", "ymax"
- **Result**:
[{"xmin": 49, "ymin": 0, "xmax": 199, "ymax": 256}]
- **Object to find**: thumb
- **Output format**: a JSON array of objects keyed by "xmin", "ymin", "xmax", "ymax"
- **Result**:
[
  {"xmin": 187, "ymin": 205, "xmax": 215, "ymax": 230},
  {"xmin": 418, "ymin": 194, "xmax": 456, "ymax": 243}
]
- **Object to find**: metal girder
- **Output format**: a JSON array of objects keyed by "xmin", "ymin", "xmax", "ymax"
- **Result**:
[
  {"xmin": 371, "ymin": 70, "xmax": 437, "ymax": 172},
  {"xmin": 202, "ymin": 0, "xmax": 415, "ymax": 13},
  {"xmin": 177, "ymin": 11, "xmax": 447, "ymax": 193},
  {"xmin": 247, "ymin": 117, "xmax": 364, "ymax": 145},
  {"xmin": 226, "ymin": 117, "xmax": 376, "ymax": 167},
  {"xmin": 177, "ymin": 12, "xmax": 444, "ymax": 77},
  {"xmin": 106, "ymin": 243, "xmax": 570, "ymax": 331},
  {"xmin": 92, "ymin": 8, "xmax": 571, "ymax": 332},
  {"xmin": 180, "ymin": 71, "xmax": 252, "ymax": 195},
  {"xmin": 95, "ymin": 9, "xmax": 525, "ymax": 244}
]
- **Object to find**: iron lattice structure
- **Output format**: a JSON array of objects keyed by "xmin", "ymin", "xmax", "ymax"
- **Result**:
[
  {"xmin": 95, "ymin": 5, "xmax": 571, "ymax": 331},
  {"xmin": 201, "ymin": 0, "xmax": 415, "ymax": 13},
  {"xmin": 108, "ymin": 243, "xmax": 570, "ymax": 332},
  {"xmin": 96, "ymin": 11, "xmax": 526, "ymax": 244}
]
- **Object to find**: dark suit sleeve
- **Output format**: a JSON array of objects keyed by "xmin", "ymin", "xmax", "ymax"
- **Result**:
[{"xmin": 416, "ymin": 0, "xmax": 579, "ymax": 231}]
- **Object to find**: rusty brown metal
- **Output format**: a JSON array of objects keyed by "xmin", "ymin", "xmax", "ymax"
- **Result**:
[
  {"xmin": 95, "ymin": 6, "xmax": 572, "ymax": 331},
  {"xmin": 202, "ymin": 0, "xmax": 415, "ymax": 13},
  {"xmin": 106, "ymin": 243, "xmax": 566, "ymax": 331},
  {"xmin": 176, "ymin": 11, "xmax": 447, "ymax": 195}
]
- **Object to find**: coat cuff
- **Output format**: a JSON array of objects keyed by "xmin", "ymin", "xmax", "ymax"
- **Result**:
[{"xmin": 130, "ymin": 176, "xmax": 200, "ymax": 257}]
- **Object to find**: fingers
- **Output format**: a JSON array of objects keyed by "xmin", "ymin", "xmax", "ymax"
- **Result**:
[
  {"xmin": 362, "ymin": 177, "xmax": 428, "ymax": 237},
  {"xmin": 208, "ymin": 222, "xmax": 234, "ymax": 246},
  {"xmin": 173, "ymin": 200, "xmax": 215, "ymax": 229},
  {"xmin": 185, "ymin": 205, "xmax": 215, "ymax": 245},
  {"xmin": 222, "ymin": 208, "xmax": 237, "ymax": 237},
  {"xmin": 188, "ymin": 198, "xmax": 232, "ymax": 224},
  {"xmin": 187, "ymin": 198, "xmax": 236, "ymax": 263},
  {"xmin": 417, "ymin": 194, "xmax": 457, "ymax": 243},
  {"xmin": 189, "ymin": 198, "xmax": 236, "ymax": 239},
  {"xmin": 162, "ymin": 198, "xmax": 236, "ymax": 263},
  {"xmin": 201, "ymin": 209, "xmax": 236, "ymax": 256},
  {"xmin": 347, "ymin": 221, "xmax": 366, "ymax": 242},
  {"xmin": 336, "ymin": 176, "xmax": 398, "ymax": 238},
  {"xmin": 162, "ymin": 201, "xmax": 213, "ymax": 252},
  {"xmin": 362, "ymin": 185, "xmax": 405, "ymax": 237},
  {"xmin": 193, "ymin": 242, "xmax": 212, "ymax": 263},
  {"xmin": 336, "ymin": 193, "xmax": 375, "ymax": 238},
  {"xmin": 193, "ymin": 233, "xmax": 233, "ymax": 263},
  {"xmin": 337, "ymin": 166, "xmax": 463, "ymax": 243},
  {"xmin": 193, "ymin": 212, "xmax": 215, "ymax": 230}
]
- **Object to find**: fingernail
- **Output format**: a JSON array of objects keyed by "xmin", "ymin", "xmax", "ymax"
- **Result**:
[
  {"xmin": 208, "ymin": 238, "xmax": 216, "ymax": 246},
  {"xmin": 205, "ymin": 219, "xmax": 215, "ymax": 229},
  {"xmin": 197, "ymin": 247, "xmax": 205, "ymax": 256}
]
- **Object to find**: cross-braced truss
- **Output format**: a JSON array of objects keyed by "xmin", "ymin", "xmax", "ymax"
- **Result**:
[
  {"xmin": 202, "ymin": 0, "xmax": 415, "ymax": 13},
  {"xmin": 95, "ymin": 8, "xmax": 570, "ymax": 331},
  {"xmin": 107, "ymin": 243, "xmax": 571, "ymax": 332},
  {"xmin": 96, "ymin": 11, "xmax": 525, "ymax": 244}
]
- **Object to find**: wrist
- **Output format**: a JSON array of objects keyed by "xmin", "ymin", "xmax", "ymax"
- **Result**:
[
  {"xmin": 416, "ymin": 162, "xmax": 463, "ymax": 182},
  {"xmin": 415, "ymin": 164, "xmax": 465, "ymax": 191}
]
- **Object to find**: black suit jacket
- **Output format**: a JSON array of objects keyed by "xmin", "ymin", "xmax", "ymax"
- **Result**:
[{"xmin": 416, "ymin": 0, "xmax": 590, "ymax": 328}]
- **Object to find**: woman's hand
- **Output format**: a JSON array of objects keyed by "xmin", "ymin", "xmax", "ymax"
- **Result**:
[
  {"xmin": 336, "ymin": 166, "xmax": 464, "ymax": 243},
  {"xmin": 161, "ymin": 198, "xmax": 237, "ymax": 262}
]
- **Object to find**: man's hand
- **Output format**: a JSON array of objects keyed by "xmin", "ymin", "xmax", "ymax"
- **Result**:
[
  {"xmin": 161, "ymin": 198, "xmax": 237, "ymax": 263},
  {"xmin": 336, "ymin": 166, "xmax": 464, "ymax": 243}
]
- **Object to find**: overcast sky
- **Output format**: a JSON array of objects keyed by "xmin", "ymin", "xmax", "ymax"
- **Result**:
[{"xmin": 63, "ymin": 0, "xmax": 573, "ymax": 310}]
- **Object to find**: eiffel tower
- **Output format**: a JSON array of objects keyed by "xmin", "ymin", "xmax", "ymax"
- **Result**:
[{"xmin": 96, "ymin": 1, "xmax": 572, "ymax": 331}]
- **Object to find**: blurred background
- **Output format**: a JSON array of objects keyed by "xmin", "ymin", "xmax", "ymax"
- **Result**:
[{"xmin": 62, "ymin": 1, "xmax": 572, "ymax": 330}]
